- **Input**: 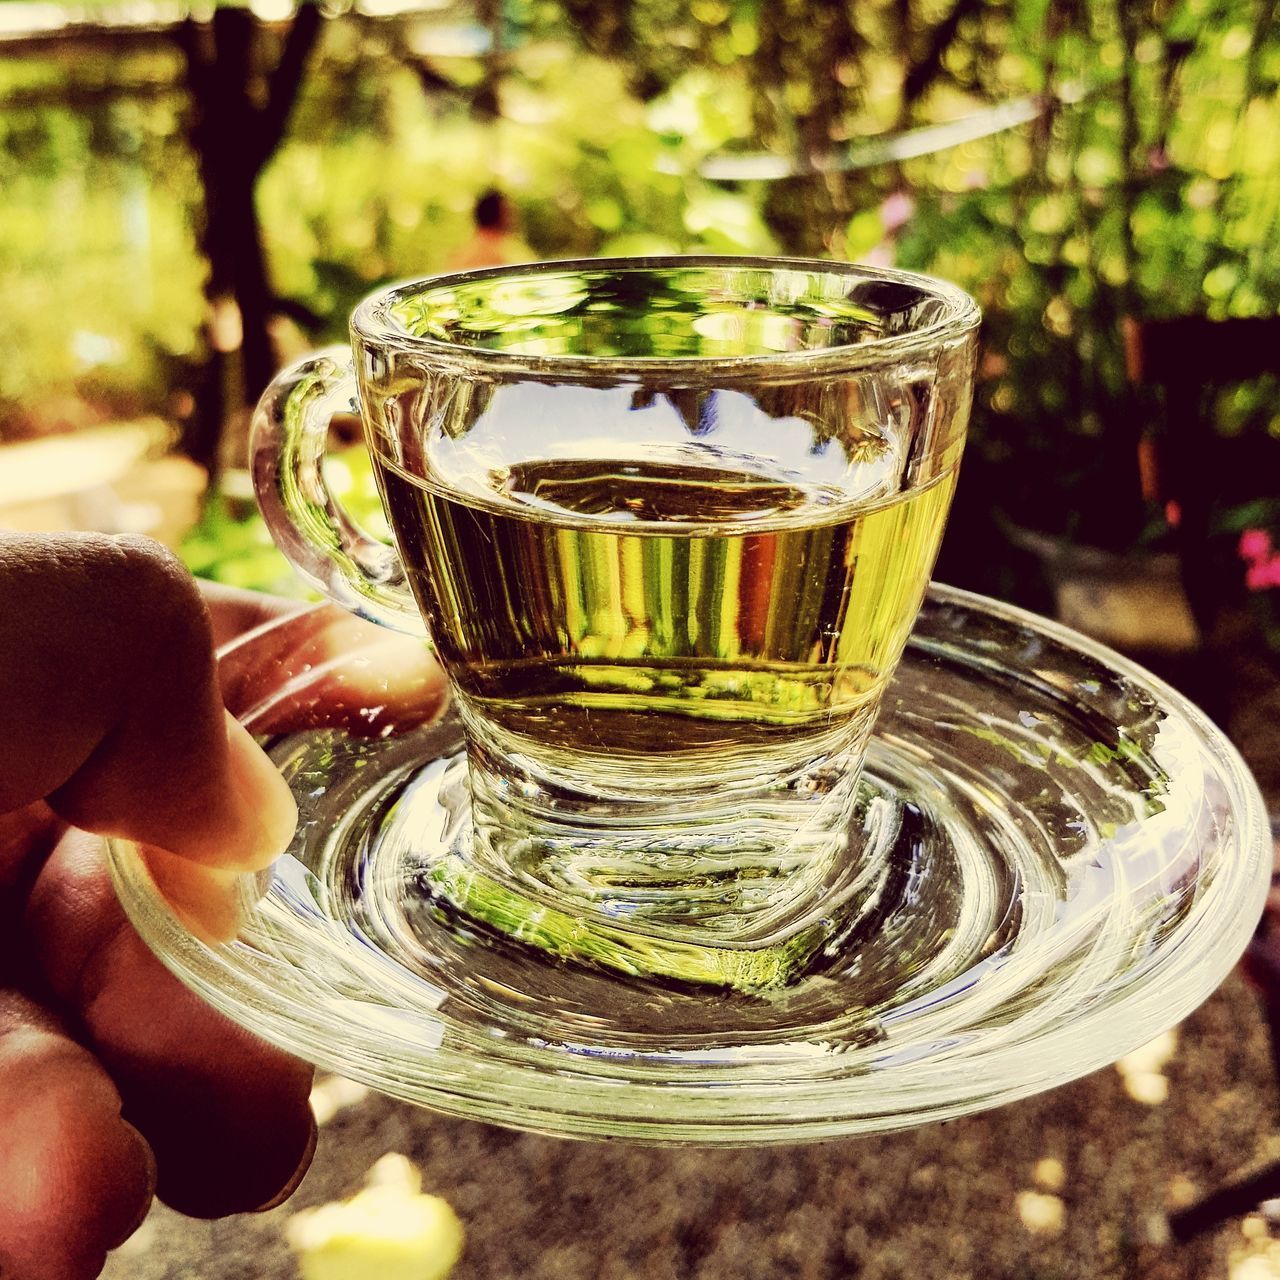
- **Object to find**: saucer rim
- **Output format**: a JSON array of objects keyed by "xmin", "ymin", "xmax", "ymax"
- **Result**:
[{"xmin": 106, "ymin": 583, "xmax": 1271, "ymax": 1144}]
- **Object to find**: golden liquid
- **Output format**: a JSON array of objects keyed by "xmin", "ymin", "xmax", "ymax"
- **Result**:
[{"xmin": 378, "ymin": 454, "xmax": 957, "ymax": 779}]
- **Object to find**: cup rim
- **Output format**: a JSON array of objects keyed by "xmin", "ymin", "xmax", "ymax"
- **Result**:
[{"xmin": 351, "ymin": 255, "xmax": 980, "ymax": 382}]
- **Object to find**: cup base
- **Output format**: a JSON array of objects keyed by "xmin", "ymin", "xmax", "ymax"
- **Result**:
[{"xmin": 390, "ymin": 751, "xmax": 887, "ymax": 990}]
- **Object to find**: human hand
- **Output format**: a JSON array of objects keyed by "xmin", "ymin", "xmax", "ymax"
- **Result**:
[{"xmin": 0, "ymin": 532, "xmax": 445, "ymax": 1280}]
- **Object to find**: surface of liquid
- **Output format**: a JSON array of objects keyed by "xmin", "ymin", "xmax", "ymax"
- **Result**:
[{"xmin": 379, "ymin": 451, "xmax": 956, "ymax": 783}]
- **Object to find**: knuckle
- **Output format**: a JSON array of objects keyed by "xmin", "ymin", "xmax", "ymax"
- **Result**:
[
  {"xmin": 75, "ymin": 535, "xmax": 212, "ymax": 660},
  {"xmin": 107, "ymin": 534, "xmax": 190, "ymax": 592},
  {"xmin": 0, "ymin": 533, "xmax": 216, "ymax": 703}
]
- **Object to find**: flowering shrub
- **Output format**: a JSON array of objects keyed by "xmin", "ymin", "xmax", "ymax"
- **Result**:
[
  {"xmin": 1231, "ymin": 522, "xmax": 1280, "ymax": 652},
  {"xmin": 1240, "ymin": 529, "xmax": 1280, "ymax": 593}
]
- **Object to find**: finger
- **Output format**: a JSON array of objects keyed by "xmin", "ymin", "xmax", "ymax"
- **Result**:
[
  {"xmin": 136, "ymin": 844, "xmax": 245, "ymax": 944},
  {"xmin": 216, "ymin": 601, "xmax": 447, "ymax": 737},
  {"xmin": 156, "ymin": 599, "xmax": 447, "ymax": 940},
  {"xmin": 0, "ymin": 532, "xmax": 296, "ymax": 872},
  {"xmin": 25, "ymin": 829, "xmax": 317, "ymax": 1219},
  {"xmin": 0, "ymin": 804, "xmax": 63, "ymax": 909},
  {"xmin": 198, "ymin": 580, "xmax": 308, "ymax": 650},
  {"xmin": 0, "ymin": 990, "xmax": 155, "ymax": 1280}
]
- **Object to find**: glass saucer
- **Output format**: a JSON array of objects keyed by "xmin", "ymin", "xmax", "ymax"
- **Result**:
[{"xmin": 107, "ymin": 585, "xmax": 1270, "ymax": 1144}]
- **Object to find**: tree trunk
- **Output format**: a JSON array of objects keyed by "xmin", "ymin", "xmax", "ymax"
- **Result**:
[{"xmin": 176, "ymin": 2, "xmax": 321, "ymax": 475}]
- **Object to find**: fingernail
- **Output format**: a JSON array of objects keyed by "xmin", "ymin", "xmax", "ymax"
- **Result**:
[
  {"xmin": 224, "ymin": 712, "xmax": 298, "ymax": 871},
  {"xmin": 253, "ymin": 1115, "xmax": 318, "ymax": 1213},
  {"xmin": 141, "ymin": 845, "xmax": 245, "ymax": 943},
  {"xmin": 106, "ymin": 1123, "xmax": 157, "ymax": 1249}
]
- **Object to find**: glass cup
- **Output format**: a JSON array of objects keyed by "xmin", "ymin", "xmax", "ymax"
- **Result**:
[{"xmin": 253, "ymin": 256, "xmax": 980, "ymax": 987}]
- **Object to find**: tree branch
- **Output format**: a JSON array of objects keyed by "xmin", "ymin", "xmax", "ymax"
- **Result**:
[
  {"xmin": 902, "ymin": 0, "xmax": 986, "ymax": 110},
  {"xmin": 409, "ymin": 57, "xmax": 457, "ymax": 97},
  {"xmin": 174, "ymin": 14, "xmax": 214, "ymax": 101},
  {"xmin": 271, "ymin": 294, "xmax": 326, "ymax": 333},
  {"xmin": 254, "ymin": 0, "xmax": 323, "ymax": 173}
]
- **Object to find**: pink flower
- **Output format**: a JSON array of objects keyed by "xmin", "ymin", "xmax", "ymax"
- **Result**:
[
  {"xmin": 880, "ymin": 191, "xmax": 916, "ymax": 232},
  {"xmin": 1239, "ymin": 528, "xmax": 1273, "ymax": 563},
  {"xmin": 1245, "ymin": 556, "xmax": 1280, "ymax": 591}
]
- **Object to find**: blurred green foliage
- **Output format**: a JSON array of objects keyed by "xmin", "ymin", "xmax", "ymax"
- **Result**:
[
  {"xmin": 0, "ymin": 43, "xmax": 205, "ymax": 434},
  {"xmin": 1, "ymin": 0, "xmax": 1278, "ymax": 588}
]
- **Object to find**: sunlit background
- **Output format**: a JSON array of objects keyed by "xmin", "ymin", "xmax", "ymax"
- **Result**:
[
  {"xmin": 3, "ymin": 1, "xmax": 1280, "ymax": 1276},
  {"xmin": 5, "ymin": 0, "xmax": 1277, "ymax": 777}
]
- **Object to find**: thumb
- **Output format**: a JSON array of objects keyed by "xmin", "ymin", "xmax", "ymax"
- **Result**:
[{"xmin": 0, "ymin": 532, "xmax": 295, "ymax": 874}]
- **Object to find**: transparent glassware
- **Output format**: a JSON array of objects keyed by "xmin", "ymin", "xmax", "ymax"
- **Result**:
[
  {"xmin": 107, "ymin": 585, "xmax": 1270, "ymax": 1143},
  {"xmin": 110, "ymin": 256, "xmax": 1268, "ymax": 1144},
  {"xmin": 249, "ymin": 258, "xmax": 980, "ymax": 984}
]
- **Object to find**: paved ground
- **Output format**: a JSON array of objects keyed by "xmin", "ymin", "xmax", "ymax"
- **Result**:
[{"xmin": 101, "ymin": 969, "xmax": 1280, "ymax": 1280}]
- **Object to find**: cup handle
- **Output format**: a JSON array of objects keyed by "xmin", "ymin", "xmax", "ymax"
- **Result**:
[{"xmin": 250, "ymin": 346, "xmax": 425, "ymax": 635}]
